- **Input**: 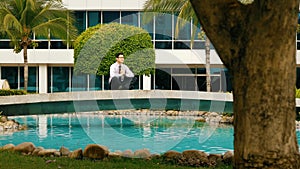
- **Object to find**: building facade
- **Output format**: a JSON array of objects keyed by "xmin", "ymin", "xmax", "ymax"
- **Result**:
[{"xmin": 0, "ymin": 0, "xmax": 299, "ymax": 93}]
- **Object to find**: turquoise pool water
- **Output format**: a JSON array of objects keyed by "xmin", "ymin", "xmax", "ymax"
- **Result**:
[{"xmin": 1, "ymin": 113, "xmax": 297, "ymax": 154}]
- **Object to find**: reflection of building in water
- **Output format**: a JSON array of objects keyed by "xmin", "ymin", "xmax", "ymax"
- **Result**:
[{"xmin": 38, "ymin": 115, "xmax": 47, "ymax": 138}]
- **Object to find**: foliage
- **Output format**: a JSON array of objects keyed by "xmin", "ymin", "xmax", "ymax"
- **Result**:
[
  {"xmin": 0, "ymin": 0, "xmax": 78, "ymax": 92},
  {"xmin": 0, "ymin": 89, "xmax": 27, "ymax": 96},
  {"xmin": 0, "ymin": 0, "xmax": 78, "ymax": 52},
  {"xmin": 296, "ymin": 88, "xmax": 300, "ymax": 98},
  {"xmin": 73, "ymin": 23, "xmax": 155, "ymax": 76},
  {"xmin": 143, "ymin": 0, "xmax": 201, "ymax": 41},
  {"xmin": 0, "ymin": 150, "xmax": 232, "ymax": 169}
]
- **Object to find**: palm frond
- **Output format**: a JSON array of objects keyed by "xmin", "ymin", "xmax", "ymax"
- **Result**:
[{"xmin": 0, "ymin": 0, "xmax": 78, "ymax": 49}]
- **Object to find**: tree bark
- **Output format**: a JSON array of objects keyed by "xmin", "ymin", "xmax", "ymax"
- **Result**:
[
  {"xmin": 205, "ymin": 37, "xmax": 211, "ymax": 92},
  {"xmin": 190, "ymin": 0, "xmax": 300, "ymax": 168},
  {"xmin": 23, "ymin": 45, "xmax": 28, "ymax": 92}
]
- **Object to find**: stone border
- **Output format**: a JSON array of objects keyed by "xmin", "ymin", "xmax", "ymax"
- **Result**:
[{"xmin": 0, "ymin": 142, "xmax": 234, "ymax": 168}]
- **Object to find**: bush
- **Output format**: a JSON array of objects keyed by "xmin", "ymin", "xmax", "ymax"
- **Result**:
[
  {"xmin": 296, "ymin": 88, "xmax": 300, "ymax": 98},
  {"xmin": 0, "ymin": 89, "xmax": 27, "ymax": 96},
  {"xmin": 73, "ymin": 23, "xmax": 155, "ymax": 76}
]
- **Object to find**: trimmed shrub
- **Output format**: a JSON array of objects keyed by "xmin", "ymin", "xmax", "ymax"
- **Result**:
[
  {"xmin": 0, "ymin": 89, "xmax": 27, "ymax": 96},
  {"xmin": 73, "ymin": 23, "xmax": 155, "ymax": 76}
]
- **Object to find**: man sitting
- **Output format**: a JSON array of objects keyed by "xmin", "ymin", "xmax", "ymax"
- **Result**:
[{"xmin": 109, "ymin": 52, "xmax": 135, "ymax": 90}]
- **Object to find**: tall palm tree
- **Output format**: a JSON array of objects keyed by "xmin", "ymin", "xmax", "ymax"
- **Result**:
[
  {"xmin": 143, "ymin": 0, "xmax": 211, "ymax": 92},
  {"xmin": 0, "ymin": 0, "xmax": 77, "ymax": 92}
]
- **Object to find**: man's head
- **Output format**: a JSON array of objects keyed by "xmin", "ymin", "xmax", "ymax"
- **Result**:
[{"xmin": 116, "ymin": 52, "xmax": 124, "ymax": 64}]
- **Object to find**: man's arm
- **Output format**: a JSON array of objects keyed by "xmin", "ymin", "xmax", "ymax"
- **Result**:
[{"xmin": 124, "ymin": 65, "xmax": 134, "ymax": 77}]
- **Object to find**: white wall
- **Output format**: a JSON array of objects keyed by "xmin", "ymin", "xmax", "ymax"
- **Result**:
[
  {"xmin": 0, "ymin": 49, "xmax": 74, "ymax": 64},
  {"xmin": 0, "ymin": 49, "xmax": 224, "ymax": 65},
  {"xmin": 62, "ymin": 0, "xmax": 148, "ymax": 10}
]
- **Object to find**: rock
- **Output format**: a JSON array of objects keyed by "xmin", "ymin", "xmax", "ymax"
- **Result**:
[
  {"xmin": 38, "ymin": 149, "xmax": 59, "ymax": 157},
  {"xmin": 219, "ymin": 116, "xmax": 234, "ymax": 124},
  {"xmin": 14, "ymin": 142, "xmax": 35, "ymax": 154},
  {"xmin": 108, "ymin": 152, "xmax": 122, "ymax": 158},
  {"xmin": 150, "ymin": 154, "xmax": 161, "ymax": 159},
  {"xmin": 182, "ymin": 150, "xmax": 209, "ymax": 167},
  {"xmin": 208, "ymin": 112, "xmax": 219, "ymax": 117},
  {"xmin": 1, "ymin": 143, "xmax": 15, "ymax": 151},
  {"xmin": 60, "ymin": 146, "xmax": 71, "ymax": 156},
  {"xmin": 208, "ymin": 154, "xmax": 223, "ymax": 166},
  {"xmin": 4, "ymin": 120, "xmax": 15, "ymax": 129},
  {"xmin": 162, "ymin": 150, "xmax": 182, "ymax": 163},
  {"xmin": 32, "ymin": 147, "xmax": 44, "ymax": 156},
  {"xmin": 133, "ymin": 149, "xmax": 151, "ymax": 159},
  {"xmin": 0, "ymin": 116, "xmax": 8, "ymax": 123},
  {"xmin": 68, "ymin": 148, "xmax": 83, "ymax": 159},
  {"xmin": 223, "ymin": 151, "xmax": 234, "ymax": 164},
  {"xmin": 197, "ymin": 111, "xmax": 207, "ymax": 116},
  {"xmin": 83, "ymin": 144, "xmax": 109, "ymax": 160},
  {"xmin": 122, "ymin": 149, "xmax": 134, "ymax": 158},
  {"xmin": 195, "ymin": 117, "xmax": 206, "ymax": 122}
]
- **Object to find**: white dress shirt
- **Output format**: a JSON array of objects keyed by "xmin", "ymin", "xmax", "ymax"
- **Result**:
[{"xmin": 109, "ymin": 62, "xmax": 134, "ymax": 82}]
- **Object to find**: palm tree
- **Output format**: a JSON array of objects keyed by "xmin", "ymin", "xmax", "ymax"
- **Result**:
[
  {"xmin": 0, "ymin": 0, "xmax": 77, "ymax": 92},
  {"xmin": 143, "ymin": 0, "xmax": 211, "ymax": 92}
]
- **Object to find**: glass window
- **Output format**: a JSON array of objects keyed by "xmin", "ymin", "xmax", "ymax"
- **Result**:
[
  {"xmin": 1, "ymin": 67, "xmax": 18, "ymax": 89},
  {"xmin": 50, "ymin": 41, "xmax": 67, "ymax": 49},
  {"xmin": 130, "ymin": 75, "xmax": 140, "ymax": 90},
  {"xmin": 121, "ymin": 11, "xmax": 138, "ymax": 26},
  {"xmin": 1, "ymin": 66, "xmax": 38, "ymax": 92},
  {"xmin": 155, "ymin": 14, "xmax": 172, "ymax": 40},
  {"xmin": 104, "ymin": 75, "xmax": 110, "ymax": 90},
  {"xmin": 89, "ymin": 74, "xmax": 102, "ymax": 91},
  {"xmin": 48, "ymin": 67, "xmax": 70, "ymax": 93},
  {"xmin": 20, "ymin": 67, "xmax": 38, "ymax": 92},
  {"xmin": 0, "ymin": 41, "xmax": 12, "ymax": 49},
  {"xmin": 71, "ymin": 72, "xmax": 87, "ymax": 91},
  {"xmin": 173, "ymin": 68, "xmax": 195, "ymax": 74},
  {"xmin": 35, "ymin": 41, "xmax": 49, "ymax": 49},
  {"xmin": 174, "ymin": 15, "xmax": 191, "ymax": 40},
  {"xmin": 197, "ymin": 76, "xmax": 207, "ymax": 91},
  {"xmin": 174, "ymin": 41, "xmax": 191, "ymax": 49},
  {"xmin": 193, "ymin": 41, "xmax": 205, "ymax": 49},
  {"xmin": 74, "ymin": 11, "xmax": 87, "ymax": 34},
  {"xmin": 155, "ymin": 42, "xmax": 172, "ymax": 49},
  {"xmin": 140, "ymin": 12, "xmax": 154, "ymax": 39},
  {"xmin": 172, "ymin": 76, "xmax": 196, "ymax": 91},
  {"xmin": 103, "ymin": 11, "xmax": 120, "ymax": 24},
  {"xmin": 153, "ymin": 68, "xmax": 171, "ymax": 90},
  {"xmin": 88, "ymin": 11, "xmax": 101, "ymax": 27}
]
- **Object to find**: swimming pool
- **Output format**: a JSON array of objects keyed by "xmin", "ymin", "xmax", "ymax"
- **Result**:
[{"xmin": 1, "ymin": 113, "xmax": 297, "ymax": 155}]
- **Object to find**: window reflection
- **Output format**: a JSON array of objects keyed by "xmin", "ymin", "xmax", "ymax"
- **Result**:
[
  {"xmin": 74, "ymin": 11, "xmax": 86, "ymax": 34},
  {"xmin": 103, "ymin": 11, "xmax": 120, "ymax": 23},
  {"xmin": 1, "ymin": 66, "xmax": 38, "ymax": 92},
  {"xmin": 88, "ymin": 11, "xmax": 101, "ymax": 27},
  {"xmin": 48, "ymin": 67, "xmax": 70, "ymax": 93},
  {"xmin": 121, "ymin": 11, "xmax": 138, "ymax": 26}
]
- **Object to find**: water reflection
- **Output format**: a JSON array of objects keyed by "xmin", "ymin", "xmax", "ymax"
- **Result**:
[{"xmin": 0, "ymin": 113, "xmax": 234, "ymax": 154}]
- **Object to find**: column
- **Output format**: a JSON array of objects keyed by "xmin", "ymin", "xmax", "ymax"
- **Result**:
[
  {"xmin": 39, "ymin": 65, "xmax": 48, "ymax": 93},
  {"xmin": 143, "ymin": 75, "xmax": 151, "ymax": 90}
]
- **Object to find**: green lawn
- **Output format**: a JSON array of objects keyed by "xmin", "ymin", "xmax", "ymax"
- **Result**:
[{"xmin": 0, "ymin": 150, "xmax": 232, "ymax": 169}]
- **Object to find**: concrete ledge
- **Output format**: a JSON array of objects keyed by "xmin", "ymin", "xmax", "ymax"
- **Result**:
[
  {"xmin": 0, "ymin": 90, "xmax": 233, "ymax": 105},
  {"xmin": 1, "ymin": 91, "xmax": 300, "ymax": 116}
]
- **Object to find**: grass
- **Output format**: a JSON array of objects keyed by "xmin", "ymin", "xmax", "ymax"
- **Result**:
[{"xmin": 0, "ymin": 150, "xmax": 232, "ymax": 169}]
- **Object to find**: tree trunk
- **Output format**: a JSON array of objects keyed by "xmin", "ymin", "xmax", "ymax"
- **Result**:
[
  {"xmin": 190, "ymin": 0, "xmax": 300, "ymax": 168},
  {"xmin": 205, "ymin": 37, "xmax": 211, "ymax": 92},
  {"xmin": 23, "ymin": 45, "xmax": 28, "ymax": 92}
]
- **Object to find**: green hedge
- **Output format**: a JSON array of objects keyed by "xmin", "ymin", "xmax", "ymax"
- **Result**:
[
  {"xmin": 0, "ymin": 89, "xmax": 27, "ymax": 96},
  {"xmin": 73, "ymin": 23, "xmax": 155, "ymax": 76},
  {"xmin": 296, "ymin": 88, "xmax": 300, "ymax": 98}
]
